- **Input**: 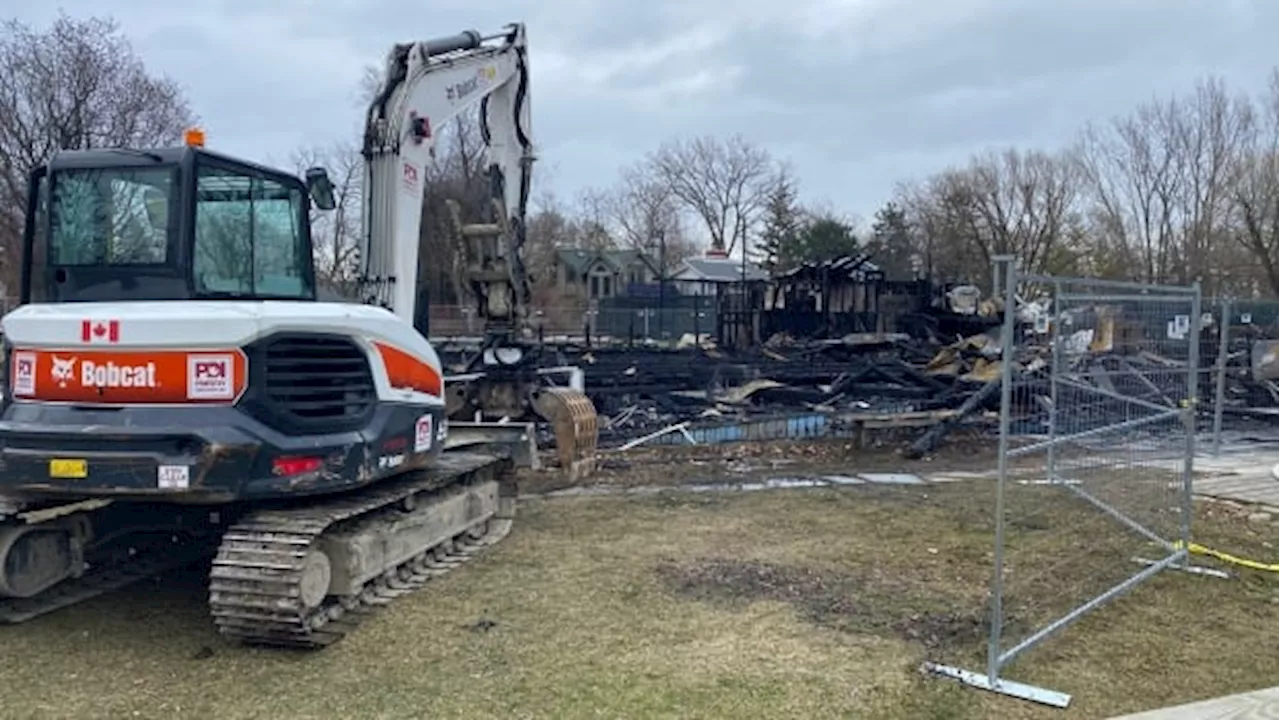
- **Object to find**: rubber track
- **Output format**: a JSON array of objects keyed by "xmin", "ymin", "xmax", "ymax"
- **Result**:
[{"xmin": 208, "ymin": 452, "xmax": 513, "ymax": 649}]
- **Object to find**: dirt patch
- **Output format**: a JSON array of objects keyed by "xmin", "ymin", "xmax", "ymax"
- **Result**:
[{"xmin": 655, "ymin": 557, "xmax": 989, "ymax": 653}]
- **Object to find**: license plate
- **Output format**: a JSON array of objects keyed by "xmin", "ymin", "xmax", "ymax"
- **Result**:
[{"xmin": 49, "ymin": 458, "xmax": 88, "ymax": 479}]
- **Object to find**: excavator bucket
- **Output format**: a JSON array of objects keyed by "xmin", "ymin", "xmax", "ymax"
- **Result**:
[{"xmin": 533, "ymin": 387, "xmax": 599, "ymax": 483}]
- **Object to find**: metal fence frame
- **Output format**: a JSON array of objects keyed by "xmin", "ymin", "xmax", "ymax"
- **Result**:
[
  {"xmin": 1204, "ymin": 297, "xmax": 1279, "ymax": 455},
  {"xmin": 926, "ymin": 256, "xmax": 1209, "ymax": 708}
]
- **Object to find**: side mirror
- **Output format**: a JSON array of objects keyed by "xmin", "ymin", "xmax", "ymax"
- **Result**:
[{"xmin": 305, "ymin": 167, "xmax": 337, "ymax": 211}]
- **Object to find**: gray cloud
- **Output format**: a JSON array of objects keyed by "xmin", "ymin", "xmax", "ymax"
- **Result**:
[{"xmin": 2, "ymin": 0, "xmax": 1275, "ymax": 226}]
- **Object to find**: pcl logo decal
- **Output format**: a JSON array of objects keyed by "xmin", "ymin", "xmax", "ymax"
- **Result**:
[
  {"xmin": 187, "ymin": 354, "xmax": 235, "ymax": 400},
  {"xmin": 414, "ymin": 415, "xmax": 434, "ymax": 453},
  {"xmin": 11, "ymin": 351, "xmax": 36, "ymax": 395}
]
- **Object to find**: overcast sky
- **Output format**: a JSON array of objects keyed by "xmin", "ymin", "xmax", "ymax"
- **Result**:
[{"xmin": 4, "ymin": 0, "xmax": 1277, "ymax": 226}]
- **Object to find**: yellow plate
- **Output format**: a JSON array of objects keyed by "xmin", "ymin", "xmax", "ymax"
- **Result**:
[{"xmin": 49, "ymin": 458, "xmax": 88, "ymax": 479}]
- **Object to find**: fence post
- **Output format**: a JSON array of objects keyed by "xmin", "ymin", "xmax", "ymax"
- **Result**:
[
  {"xmin": 1181, "ymin": 283, "xmax": 1202, "ymax": 556},
  {"xmin": 986, "ymin": 254, "xmax": 1018, "ymax": 684},
  {"xmin": 1211, "ymin": 297, "xmax": 1231, "ymax": 456},
  {"xmin": 1046, "ymin": 277, "xmax": 1063, "ymax": 484}
]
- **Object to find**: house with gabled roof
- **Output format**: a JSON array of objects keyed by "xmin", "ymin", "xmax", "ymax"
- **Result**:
[
  {"xmin": 670, "ymin": 252, "xmax": 769, "ymax": 296},
  {"xmin": 554, "ymin": 248, "xmax": 660, "ymax": 300}
]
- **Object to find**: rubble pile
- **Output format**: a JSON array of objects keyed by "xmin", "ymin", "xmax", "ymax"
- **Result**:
[{"xmin": 436, "ymin": 311, "xmax": 1277, "ymax": 456}]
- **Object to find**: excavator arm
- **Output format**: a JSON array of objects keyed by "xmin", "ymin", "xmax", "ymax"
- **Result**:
[
  {"xmin": 361, "ymin": 24, "xmax": 532, "ymax": 331},
  {"xmin": 360, "ymin": 24, "xmax": 597, "ymax": 481}
]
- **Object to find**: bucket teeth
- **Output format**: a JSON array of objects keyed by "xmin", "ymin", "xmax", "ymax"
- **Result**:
[{"xmin": 534, "ymin": 387, "xmax": 599, "ymax": 482}]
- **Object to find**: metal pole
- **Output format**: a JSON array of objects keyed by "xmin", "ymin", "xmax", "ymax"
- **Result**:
[
  {"xmin": 1046, "ymin": 278, "xmax": 1062, "ymax": 483},
  {"xmin": 1211, "ymin": 298, "xmax": 1231, "ymax": 456},
  {"xmin": 657, "ymin": 230, "xmax": 666, "ymax": 340},
  {"xmin": 987, "ymin": 254, "xmax": 1018, "ymax": 683},
  {"xmin": 1180, "ymin": 283, "xmax": 1202, "ymax": 560},
  {"xmin": 741, "ymin": 237, "xmax": 749, "ymax": 347}
]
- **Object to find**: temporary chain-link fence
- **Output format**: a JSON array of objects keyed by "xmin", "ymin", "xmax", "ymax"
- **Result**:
[
  {"xmin": 927, "ymin": 257, "xmax": 1205, "ymax": 708},
  {"xmin": 428, "ymin": 296, "xmax": 720, "ymax": 343},
  {"xmin": 1199, "ymin": 297, "xmax": 1279, "ymax": 455}
]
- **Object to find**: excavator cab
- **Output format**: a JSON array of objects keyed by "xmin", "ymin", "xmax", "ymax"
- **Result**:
[{"xmin": 17, "ymin": 137, "xmax": 334, "ymax": 308}]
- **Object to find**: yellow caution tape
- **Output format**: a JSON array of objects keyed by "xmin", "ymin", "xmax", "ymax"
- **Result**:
[{"xmin": 1174, "ymin": 540, "xmax": 1279, "ymax": 573}]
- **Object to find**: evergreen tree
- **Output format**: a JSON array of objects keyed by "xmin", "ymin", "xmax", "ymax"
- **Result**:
[
  {"xmin": 796, "ymin": 215, "xmax": 858, "ymax": 263},
  {"xmin": 866, "ymin": 201, "xmax": 917, "ymax": 280},
  {"xmin": 756, "ymin": 176, "xmax": 804, "ymax": 273}
]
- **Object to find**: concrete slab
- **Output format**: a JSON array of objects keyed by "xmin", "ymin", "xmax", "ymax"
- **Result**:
[
  {"xmin": 1107, "ymin": 686, "xmax": 1278, "ymax": 719},
  {"xmin": 857, "ymin": 472, "xmax": 925, "ymax": 485}
]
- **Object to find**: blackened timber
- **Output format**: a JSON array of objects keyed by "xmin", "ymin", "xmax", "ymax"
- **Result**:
[{"xmin": 903, "ymin": 378, "xmax": 1002, "ymax": 459}]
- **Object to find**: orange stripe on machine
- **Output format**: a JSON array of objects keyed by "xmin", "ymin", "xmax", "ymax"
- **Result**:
[{"xmin": 372, "ymin": 342, "xmax": 443, "ymax": 397}]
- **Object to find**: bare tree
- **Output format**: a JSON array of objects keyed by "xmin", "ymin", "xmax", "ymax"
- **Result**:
[
  {"xmin": 607, "ymin": 163, "xmax": 679, "ymax": 249},
  {"xmin": 646, "ymin": 134, "xmax": 776, "ymax": 255},
  {"xmin": 1171, "ymin": 77, "xmax": 1255, "ymax": 293},
  {"xmin": 418, "ymin": 114, "xmax": 491, "ymax": 304},
  {"xmin": 1227, "ymin": 69, "xmax": 1278, "ymax": 296},
  {"xmin": 604, "ymin": 162, "xmax": 699, "ymax": 269},
  {"xmin": 523, "ymin": 190, "xmax": 575, "ymax": 298},
  {"xmin": 0, "ymin": 13, "xmax": 195, "ymax": 294},
  {"xmin": 896, "ymin": 148, "xmax": 1082, "ymax": 288},
  {"xmin": 1074, "ymin": 75, "xmax": 1268, "ymax": 295},
  {"xmin": 570, "ymin": 187, "xmax": 617, "ymax": 251}
]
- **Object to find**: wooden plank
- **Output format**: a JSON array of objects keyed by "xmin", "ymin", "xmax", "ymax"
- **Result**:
[{"xmin": 1108, "ymin": 687, "xmax": 1279, "ymax": 720}]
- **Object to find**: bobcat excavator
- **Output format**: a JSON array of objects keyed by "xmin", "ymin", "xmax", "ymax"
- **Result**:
[{"xmin": 0, "ymin": 22, "xmax": 597, "ymax": 648}]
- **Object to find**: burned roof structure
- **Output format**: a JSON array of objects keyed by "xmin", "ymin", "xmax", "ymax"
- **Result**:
[
  {"xmin": 767, "ymin": 253, "xmax": 886, "ymax": 338},
  {"xmin": 775, "ymin": 253, "xmax": 884, "ymax": 283}
]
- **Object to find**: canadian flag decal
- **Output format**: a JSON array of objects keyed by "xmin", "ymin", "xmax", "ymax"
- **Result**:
[{"xmin": 81, "ymin": 320, "xmax": 120, "ymax": 343}]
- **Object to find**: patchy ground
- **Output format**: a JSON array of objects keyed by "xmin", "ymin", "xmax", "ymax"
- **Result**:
[
  {"xmin": 519, "ymin": 431, "xmax": 1005, "ymax": 495},
  {"xmin": 0, "ymin": 445, "xmax": 1275, "ymax": 720}
]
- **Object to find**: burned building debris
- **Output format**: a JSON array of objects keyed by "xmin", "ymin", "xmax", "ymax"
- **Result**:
[{"xmin": 432, "ymin": 259, "xmax": 1278, "ymax": 459}]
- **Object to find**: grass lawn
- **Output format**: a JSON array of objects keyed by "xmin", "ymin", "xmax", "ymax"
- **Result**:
[{"xmin": 0, "ymin": 469, "xmax": 1274, "ymax": 719}]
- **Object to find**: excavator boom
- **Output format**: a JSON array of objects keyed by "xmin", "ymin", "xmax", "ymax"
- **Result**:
[{"xmin": 360, "ymin": 24, "xmax": 597, "ymax": 479}]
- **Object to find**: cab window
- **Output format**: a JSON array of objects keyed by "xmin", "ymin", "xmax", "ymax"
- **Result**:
[
  {"xmin": 193, "ymin": 163, "xmax": 312, "ymax": 298},
  {"xmin": 48, "ymin": 166, "xmax": 176, "ymax": 266}
]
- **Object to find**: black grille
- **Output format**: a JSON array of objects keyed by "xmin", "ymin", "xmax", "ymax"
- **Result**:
[{"xmin": 257, "ymin": 334, "xmax": 375, "ymax": 432}]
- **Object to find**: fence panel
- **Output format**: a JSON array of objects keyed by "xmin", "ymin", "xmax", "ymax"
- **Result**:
[
  {"xmin": 927, "ymin": 258, "xmax": 1202, "ymax": 708},
  {"xmin": 1204, "ymin": 297, "xmax": 1280, "ymax": 455},
  {"xmin": 427, "ymin": 297, "xmax": 721, "ymax": 343}
]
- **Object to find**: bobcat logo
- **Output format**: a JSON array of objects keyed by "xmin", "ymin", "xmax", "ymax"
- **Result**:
[{"xmin": 51, "ymin": 356, "xmax": 77, "ymax": 388}]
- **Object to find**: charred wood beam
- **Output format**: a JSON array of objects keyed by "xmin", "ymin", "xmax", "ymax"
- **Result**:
[{"xmin": 903, "ymin": 378, "xmax": 1002, "ymax": 460}]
